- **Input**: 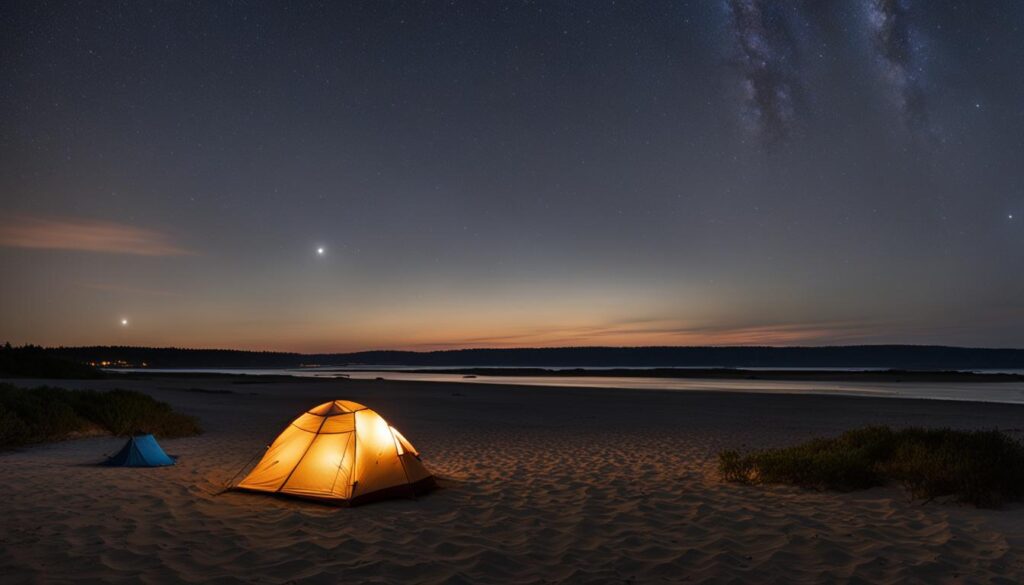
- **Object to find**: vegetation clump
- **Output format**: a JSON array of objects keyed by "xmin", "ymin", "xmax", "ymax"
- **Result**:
[
  {"xmin": 0, "ymin": 383, "xmax": 201, "ymax": 448},
  {"xmin": 719, "ymin": 426, "xmax": 1024, "ymax": 508}
]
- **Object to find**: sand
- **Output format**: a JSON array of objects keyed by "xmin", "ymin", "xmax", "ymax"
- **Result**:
[{"xmin": 2, "ymin": 375, "xmax": 1024, "ymax": 584}]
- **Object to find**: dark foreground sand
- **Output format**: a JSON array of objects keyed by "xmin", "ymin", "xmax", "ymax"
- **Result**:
[{"xmin": 2, "ymin": 375, "xmax": 1023, "ymax": 584}]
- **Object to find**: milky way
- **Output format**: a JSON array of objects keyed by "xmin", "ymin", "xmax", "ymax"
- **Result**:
[
  {"xmin": 725, "ymin": 0, "xmax": 935, "ymax": 144},
  {"xmin": 866, "ymin": 0, "xmax": 931, "ymax": 136},
  {"xmin": 726, "ymin": 0, "xmax": 801, "ymax": 145}
]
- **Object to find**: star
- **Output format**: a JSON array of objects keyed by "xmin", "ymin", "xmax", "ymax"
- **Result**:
[
  {"xmin": 120, "ymin": 318, "xmax": 129, "ymax": 326},
  {"xmin": 316, "ymin": 246, "xmax": 325, "ymax": 256}
]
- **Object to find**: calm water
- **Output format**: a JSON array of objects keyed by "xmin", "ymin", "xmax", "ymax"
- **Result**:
[{"xmin": 111, "ymin": 367, "xmax": 1024, "ymax": 405}]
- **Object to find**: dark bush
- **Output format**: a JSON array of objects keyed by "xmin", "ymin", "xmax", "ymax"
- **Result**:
[
  {"xmin": 0, "ymin": 383, "xmax": 201, "ymax": 448},
  {"xmin": 719, "ymin": 426, "xmax": 1024, "ymax": 508},
  {"xmin": 69, "ymin": 389, "xmax": 201, "ymax": 438}
]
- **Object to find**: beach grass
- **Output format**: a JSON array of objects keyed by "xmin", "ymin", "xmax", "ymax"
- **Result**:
[
  {"xmin": 719, "ymin": 426, "xmax": 1024, "ymax": 508},
  {"xmin": 0, "ymin": 383, "xmax": 201, "ymax": 448}
]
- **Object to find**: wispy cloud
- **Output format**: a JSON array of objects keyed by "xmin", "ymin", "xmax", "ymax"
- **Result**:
[
  {"xmin": 0, "ymin": 215, "xmax": 190, "ymax": 256},
  {"xmin": 410, "ymin": 318, "xmax": 882, "ymax": 349},
  {"xmin": 81, "ymin": 282, "xmax": 183, "ymax": 297}
]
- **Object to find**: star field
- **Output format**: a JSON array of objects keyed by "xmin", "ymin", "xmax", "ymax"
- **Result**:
[{"xmin": 0, "ymin": 1, "xmax": 1022, "ymax": 350}]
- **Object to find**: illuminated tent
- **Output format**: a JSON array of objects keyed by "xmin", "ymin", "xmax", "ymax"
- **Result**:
[
  {"xmin": 104, "ymin": 434, "xmax": 175, "ymax": 467},
  {"xmin": 232, "ymin": 400, "xmax": 434, "ymax": 505}
]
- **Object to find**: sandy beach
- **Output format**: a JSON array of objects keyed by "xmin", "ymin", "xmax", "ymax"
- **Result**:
[{"xmin": 2, "ymin": 375, "xmax": 1024, "ymax": 584}]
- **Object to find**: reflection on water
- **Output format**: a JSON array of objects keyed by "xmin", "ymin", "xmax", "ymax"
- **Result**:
[{"xmin": 111, "ymin": 367, "xmax": 1024, "ymax": 405}]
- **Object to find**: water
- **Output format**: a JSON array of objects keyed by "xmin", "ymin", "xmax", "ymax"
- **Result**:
[{"xmin": 109, "ymin": 367, "xmax": 1024, "ymax": 405}]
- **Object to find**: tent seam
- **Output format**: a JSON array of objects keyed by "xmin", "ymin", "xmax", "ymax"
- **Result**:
[{"xmin": 276, "ymin": 414, "xmax": 330, "ymax": 493}]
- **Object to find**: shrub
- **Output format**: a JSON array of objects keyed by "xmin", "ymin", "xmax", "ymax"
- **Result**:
[
  {"xmin": 0, "ymin": 383, "xmax": 201, "ymax": 448},
  {"xmin": 68, "ymin": 389, "xmax": 201, "ymax": 438},
  {"xmin": 719, "ymin": 426, "xmax": 1024, "ymax": 508}
]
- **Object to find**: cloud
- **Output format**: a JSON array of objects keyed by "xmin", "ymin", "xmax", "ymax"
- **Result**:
[
  {"xmin": 0, "ymin": 215, "xmax": 190, "ymax": 256},
  {"xmin": 409, "ymin": 318, "xmax": 882, "ymax": 349},
  {"xmin": 80, "ymin": 282, "xmax": 183, "ymax": 297}
]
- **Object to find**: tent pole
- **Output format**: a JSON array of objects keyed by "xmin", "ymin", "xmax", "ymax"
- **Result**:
[
  {"xmin": 328, "ymin": 432, "xmax": 354, "ymax": 497},
  {"xmin": 276, "ymin": 415, "xmax": 329, "ymax": 493},
  {"xmin": 393, "ymin": 428, "xmax": 416, "ymax": 499},
  {"xmin": 219, "ymin": 445, "xmax": 268, "ymax": 494},
  {"xmin": 224, "ymin": 412, "xmax": 306, "ymax": 493},
  {"xmin": 351, "ymin": 411, "xmax": 359, "ymax": 501}
]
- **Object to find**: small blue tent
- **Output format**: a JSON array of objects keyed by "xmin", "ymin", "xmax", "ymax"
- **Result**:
[{"xmin": 104, "ymin": 434, "xmax": 175, "ymax": 467}]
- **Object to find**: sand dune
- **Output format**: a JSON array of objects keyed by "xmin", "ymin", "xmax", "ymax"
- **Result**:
[{"xmin": 2, "ymin": 376, "xmax": 1023, "ymax": 583}]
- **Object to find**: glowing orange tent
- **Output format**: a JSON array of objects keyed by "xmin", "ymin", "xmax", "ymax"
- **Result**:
[{"xmin": 233, "ymin": 400, "xmax": 434, "ymax": 505}]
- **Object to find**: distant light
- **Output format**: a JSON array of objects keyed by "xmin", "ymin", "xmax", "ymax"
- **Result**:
[
  {"xmin": 316, "ymin": 247, "xmax": 325, "ymax": 256},
  {"xmin": 120, "ymin": 318, "xmax": 129, "ymax": 326}
]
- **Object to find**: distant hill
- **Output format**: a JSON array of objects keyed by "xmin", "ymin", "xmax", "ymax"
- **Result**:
[
  {"xmin": 46, "ymin": 345, "xmax": 1024, "ymax": 370},
  {"xmin": 0, "ymin": 344, "xmax": 104, "ymax": 379}
]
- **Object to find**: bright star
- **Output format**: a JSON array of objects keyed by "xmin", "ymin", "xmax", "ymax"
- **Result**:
[
  {"xmin": 316, "ymin": 247, "xmax": 325, "ymax": 256},
  {"xmin": 120, "ymin": 318, "xmax": 129, "ymax": 326}
]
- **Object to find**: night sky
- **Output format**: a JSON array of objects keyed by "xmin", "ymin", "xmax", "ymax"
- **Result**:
[{"xmin": 1, "ymin": 1, "xmax": 1022, "ymax": 352}]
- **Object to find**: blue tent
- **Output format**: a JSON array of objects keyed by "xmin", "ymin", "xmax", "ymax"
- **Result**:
[{"xmin": 104, "ymin": 434, "xmax": 175, "ymax": 467}]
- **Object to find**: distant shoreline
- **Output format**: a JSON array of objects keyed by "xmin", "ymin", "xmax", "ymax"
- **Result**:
[
  {"xmin": 100, "ymin": 366, "xmax": 1024, "ymax": 384},
  {"xmin": 45, "ymin": 344, "xmax": 1024, "ymax": 371},
  {"xmin": 377, "ymin": 367, "xmax": 1024, "ymax": 383}
]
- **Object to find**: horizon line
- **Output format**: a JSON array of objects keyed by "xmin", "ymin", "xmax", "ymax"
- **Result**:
[{"xmin": 19, "ymin": 343, "xmax": 1024, "ymax": 354}]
